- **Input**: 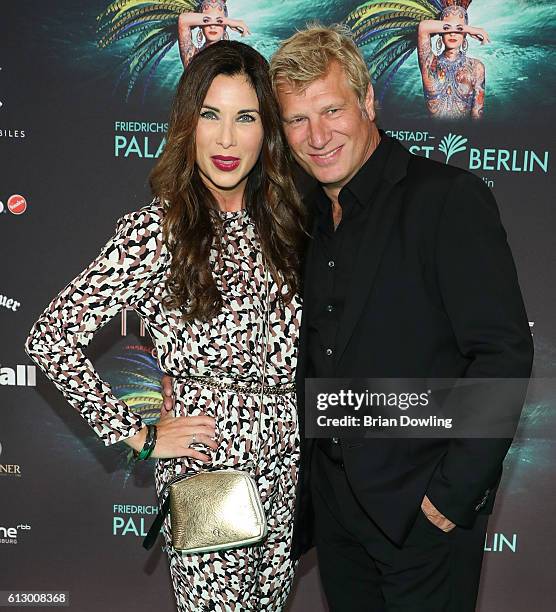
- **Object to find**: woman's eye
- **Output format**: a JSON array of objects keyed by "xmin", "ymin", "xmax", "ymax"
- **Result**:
[
  {"xmin": 237, "ymin": 114, "xmax": 256, "ymax": 123},
  {"xmin": 200, "ymin": 110, "xmax": 217, "ymax": 120}
]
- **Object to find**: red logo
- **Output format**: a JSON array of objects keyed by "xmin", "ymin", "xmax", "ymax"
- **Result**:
[{"xmin": 7, "ymin": 195, "xmax": 27, "ymax": 215}]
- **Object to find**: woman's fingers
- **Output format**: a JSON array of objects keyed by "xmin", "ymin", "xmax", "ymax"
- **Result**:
[
  {"xmin": 184, "ymin": 449, "xmax": 211, "ymax": 462},
  {"xmin": 161, "ymin": 374, "xmax": 174, "ymax": 412},
  {"xmin": 182, "ymin": 414, "xmax": 216, "ymax": 427},
  {"xmin": 188, "ymin": 433, "xmax": 219, "ymax": 451},
  {"xmin": 158, "ymin": 407, "xmax": 173, "ymax": 422},
  {"xmin": 152, "ymin": 410, "xmax": 219, "ymax": 458}
]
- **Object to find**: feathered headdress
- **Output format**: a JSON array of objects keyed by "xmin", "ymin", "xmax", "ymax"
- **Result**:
[
  {"xmin": 96, "ymin": 0, "xmax": 197, "ymax": 100},
  {"xmin": 343, "ymin": 0, "xmax": 473, "ymax": 95}
]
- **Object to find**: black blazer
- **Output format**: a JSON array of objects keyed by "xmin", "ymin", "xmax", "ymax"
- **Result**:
[{"xmin": 291, "ymin": 136, "xmax": 534, "ymax": 559}]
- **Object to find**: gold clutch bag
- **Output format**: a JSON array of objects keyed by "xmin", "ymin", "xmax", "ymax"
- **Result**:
[{"xmin": 165, "ymin": 469, "xmax": 267, "ymax": 553}]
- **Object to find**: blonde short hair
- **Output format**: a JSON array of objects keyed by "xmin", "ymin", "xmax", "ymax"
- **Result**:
[{"xmin": 269, "ymin": 23, "xmax": 371, "ymax": 108}]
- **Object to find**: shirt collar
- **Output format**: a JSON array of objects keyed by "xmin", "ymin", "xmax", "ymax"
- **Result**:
[{"xmin": 312, "ymin": 129, "xmax": 392, "ymax": 218}]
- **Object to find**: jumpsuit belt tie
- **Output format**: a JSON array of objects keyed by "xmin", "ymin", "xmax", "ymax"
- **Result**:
[{"xmin": 178, "ymin": 375, "xmax": 295, "ymax": 396}]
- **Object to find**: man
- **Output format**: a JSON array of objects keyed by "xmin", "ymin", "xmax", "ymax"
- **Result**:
[
  {"xmin": 270, "ymin": 24, "xmax": 532, "ymax": 611},
  {"xmin": 163, "ymin": 25, "xmax": 533, "ymax": 611}
]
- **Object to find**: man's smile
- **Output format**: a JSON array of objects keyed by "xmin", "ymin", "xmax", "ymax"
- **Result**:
[{"xmin": 308, "ymin": 145, "xmax": 344, "ymax": 165}]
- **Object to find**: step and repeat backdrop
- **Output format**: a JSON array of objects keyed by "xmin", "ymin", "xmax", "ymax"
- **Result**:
[{"xmin": 2, "ymin": 1, "xmax": 556, "ymax": 610}]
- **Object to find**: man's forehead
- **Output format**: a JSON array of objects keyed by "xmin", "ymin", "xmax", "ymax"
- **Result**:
[{"xmin": 277, "ymin": 79, "xmax": 350, "ymax": 115}]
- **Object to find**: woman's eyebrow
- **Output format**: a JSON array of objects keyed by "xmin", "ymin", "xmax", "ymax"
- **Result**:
[{"xmin": 201, "ymin": 105, "xmax": 260, "ymax": 114}]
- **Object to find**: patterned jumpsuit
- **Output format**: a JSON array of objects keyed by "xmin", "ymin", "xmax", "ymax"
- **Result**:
[{"xmin": 24, "ymin": 201, "xmax": 301, "ymax": 611}]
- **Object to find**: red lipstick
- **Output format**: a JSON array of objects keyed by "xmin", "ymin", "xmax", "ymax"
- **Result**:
[{"xmin": 211, "ymin": 156, "xmax": 240, "ymax": 171}]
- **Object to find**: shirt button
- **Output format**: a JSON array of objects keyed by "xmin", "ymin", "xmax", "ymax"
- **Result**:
[
  {"xmin": 326, "ymin": 348, "xmax": 333, "ymax": 356},
  {"xmin": 332, "ymin": 437, "xmax": 339, "ymax": 444},
  {"xmin": 327, "ymin": 304, "xmax": 334, "ymax": 312},
  {"xmin": 328, "ymin": 260, "xmax": 335, "ymax": 268}
]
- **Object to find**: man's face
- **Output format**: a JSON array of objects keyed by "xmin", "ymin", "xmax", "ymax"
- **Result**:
[{"xmin": 277, "ymin": 61, "xmax": 375, "ymax": 191}]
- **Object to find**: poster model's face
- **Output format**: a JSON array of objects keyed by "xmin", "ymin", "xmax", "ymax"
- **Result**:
[
  {"xmin": 201, "ymin": 5, "xmax": 226, "ymax": 43},
  {"xmin": 278, "ymin": 61, "xmax": 374, "ymax": 191},
  {"xmin": 441, "ymin": 14, "xmax": 466, "ymax": 51},
  {"xmin": 195, "ymin": 74, "xmax": 264, "ymax": 198}
]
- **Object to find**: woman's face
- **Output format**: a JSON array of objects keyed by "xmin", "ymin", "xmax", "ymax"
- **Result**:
[
  {"xmin": 201, "ymin": 6, "xmax": 226, "ymax": 43},
  {"xmin": 441, "ymin": 14, "xmax": 466, "ymax": 51},
  {"xmin": 195, "ymin": 74, "xmax": 264, "ymax": 202}
]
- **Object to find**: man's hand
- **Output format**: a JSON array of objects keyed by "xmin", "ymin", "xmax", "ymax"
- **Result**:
[
  {"xmin": 421, "ymin": 495, "xmax": 456, "ymax": 532},
  {"xmin": 160, "ymin": 374, "xmax": 174, "ymax": 421}
]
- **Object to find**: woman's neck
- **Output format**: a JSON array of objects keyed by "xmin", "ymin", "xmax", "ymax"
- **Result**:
[
  {"xmin": 443, "ymin": 48, "xmax": 461, "ymax": 62},
  {"xmin": 213, "ymin": 191, "xmax": 244, "ymax": 213},
  {"xmin": 204, "ymin": 180, "xmax": 246, "ymax": 212}
]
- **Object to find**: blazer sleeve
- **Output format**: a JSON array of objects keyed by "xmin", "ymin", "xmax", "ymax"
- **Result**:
[
  {"xmin": 24, "ymin": 203, "xmax": 167, "ymax": 446},
  {"xmin": 426, "ymin": 172, "xmax": 534, "ymax": 526}
]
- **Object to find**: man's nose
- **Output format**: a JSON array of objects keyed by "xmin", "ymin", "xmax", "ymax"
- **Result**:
[
  {"xmin": 307, "ymin": 119, "xmax": 331, "ymax": 149},
  {"xmin": 216, "ymin": 119, "xmax": 236, "ymax": 148}
]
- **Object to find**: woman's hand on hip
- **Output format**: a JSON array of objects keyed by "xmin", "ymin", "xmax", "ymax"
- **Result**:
[{"xmin": 152, "ymin": 414, "xmax": 218, "ymax": 461}]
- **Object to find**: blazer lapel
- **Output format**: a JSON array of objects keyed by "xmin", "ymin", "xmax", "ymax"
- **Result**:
[{"xmin": 334, "ymin": 141, "xmax": 411, "ymax": 364}]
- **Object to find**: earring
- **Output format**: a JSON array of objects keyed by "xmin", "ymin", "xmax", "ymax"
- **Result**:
[
  {"xmin": 462, "ymin": 38, "xmax": 468, "ymax": 53},
  {"xmin": 223, "ymin": 29, "xmax": 229, "ymax": 40},
  {"xmin": 436, "ymin": 36, "xmax": 443, "ymax": 54},
  {"xmin": 197, "ymin": 29, "xmax": 204, "ymax": 47}
]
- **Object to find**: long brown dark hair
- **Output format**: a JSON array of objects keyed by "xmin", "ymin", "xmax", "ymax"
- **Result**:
[{"xmin": 150, "ymin": 41, "xmax": 306, "ymax": 321}]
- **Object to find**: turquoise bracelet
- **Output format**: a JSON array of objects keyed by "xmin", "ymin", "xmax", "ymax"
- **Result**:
[{"xmin": 136, "ymin": 424, "xmax": 157, "ymax": 461}]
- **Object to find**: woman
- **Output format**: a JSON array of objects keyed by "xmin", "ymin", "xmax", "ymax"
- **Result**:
[
  {"xmin": 178, "ymin": 0, "xmax": 250, "ymax": 68},
  {"xmin": 25, "ymin": 41, "xmax": 305, "ymax": 611},
  {"xmin": 417, "ymin": 2, "xmax": 490, "ymax": 119}
]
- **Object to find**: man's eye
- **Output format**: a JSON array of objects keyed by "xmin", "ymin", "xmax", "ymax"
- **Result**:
[
  {"xmin": 327, "ymin": 109, "xmax": 339, "ymax": 115},
  {"xmin": 200, "ymin": 110, "xmax": 217, "ymax": 120},
  {"xmin": 238, "ymin": 114, "xmax": 256, "ymax": 123},
  {"xmin": 289, "ymin": 117, "xmax": 305, "ymax": 125}
]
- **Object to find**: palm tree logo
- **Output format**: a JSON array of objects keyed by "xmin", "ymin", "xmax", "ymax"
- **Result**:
[{"xmin": 438, "ymin": 134, "xmax": 468, "ymax": 164}]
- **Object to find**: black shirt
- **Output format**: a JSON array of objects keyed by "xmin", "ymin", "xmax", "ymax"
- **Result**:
[{"xmin": 305, "ymin": 131, "xmax": 392, "ymax": 379}]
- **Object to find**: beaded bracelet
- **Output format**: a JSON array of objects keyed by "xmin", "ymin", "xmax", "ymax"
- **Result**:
[{"xmin": 136, "ymin": 424, "xmax": 157, "ymax": 461}]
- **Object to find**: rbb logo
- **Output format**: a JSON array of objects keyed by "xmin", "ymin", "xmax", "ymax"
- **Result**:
[
  {"xmin": 0, "ymin": 523, "xmax": 31, "ymax": 544},
  {"xmin": 7, "ymin": 194, "xmax": 27, "ymax": 215}
]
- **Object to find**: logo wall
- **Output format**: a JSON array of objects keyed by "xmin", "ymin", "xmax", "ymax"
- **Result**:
[
  {"xmin": 0, "ymin": 441, "xmax": 22, "ymax": 478},
  {"xmin": 0, "ymin": 365, "xmax": 36, "ymax": 386},
  {"xmin": 0, "ymin": 524, "xmax": 31, "ymax": 545},
  {"xmin": 386, "ymin": 130, "xmax": 550, "ymax": 178},
  {"xmin": 0, "ymin": 292, "xmax": 21, "ymax": 312},
  {"xmin": 1, "ymin": 195, "xmax": 28, "ymax": 215}
]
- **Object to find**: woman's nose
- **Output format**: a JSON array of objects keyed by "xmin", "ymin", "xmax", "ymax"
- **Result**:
[{"xmin": 216, "ymin": 119, "xmax": 236, "ymax": 148}]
